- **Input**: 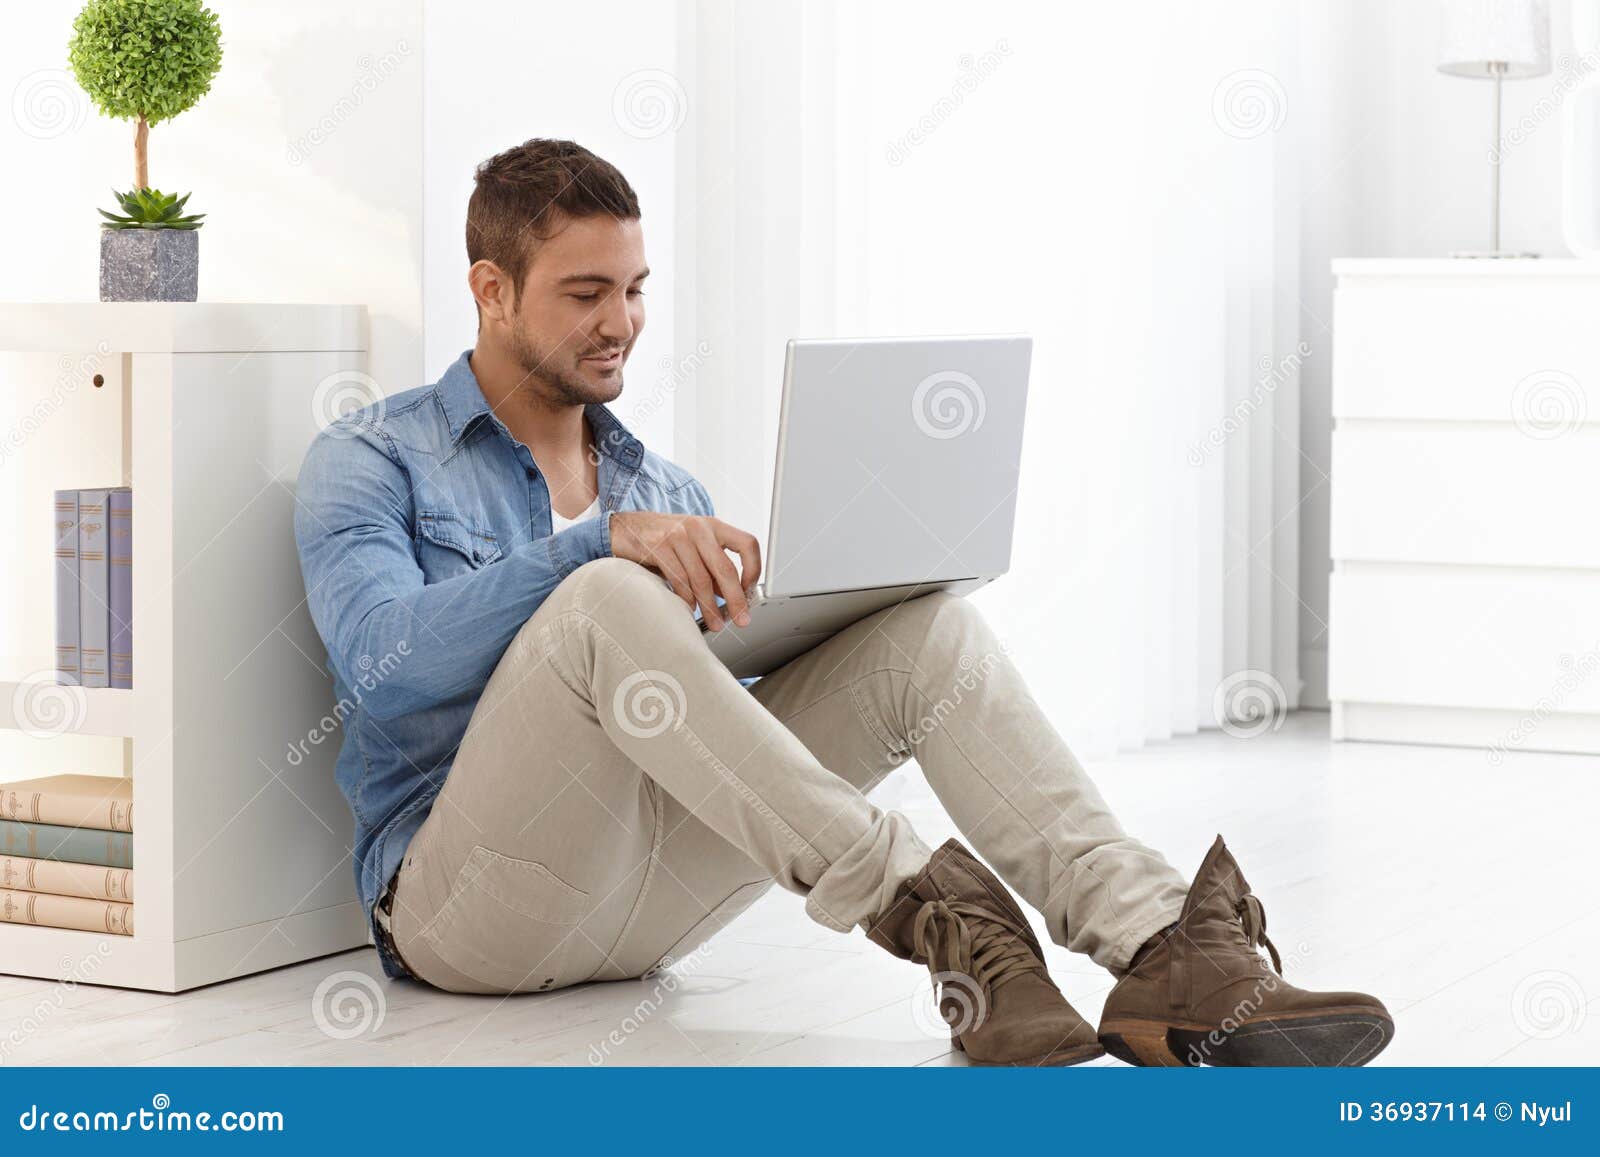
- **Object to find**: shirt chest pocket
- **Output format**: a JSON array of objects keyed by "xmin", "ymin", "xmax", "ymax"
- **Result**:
[{"xmin": 414, "ymin": 510, "xmax": 504, "ymax": 581}]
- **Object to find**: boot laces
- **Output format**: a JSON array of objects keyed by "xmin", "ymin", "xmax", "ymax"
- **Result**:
[
  {"xmin": 912, "ymin": 899, "xmax": 1044, "ymax": 1002},
  {"xmin": 1235, "ymin": 892, "xmax": 1283, "ymax": 974}
]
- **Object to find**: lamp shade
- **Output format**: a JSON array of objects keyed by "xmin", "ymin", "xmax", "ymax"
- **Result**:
[{"xmin": 1438, "ymin": 0, "xmax": 1551, "ymax": 78}]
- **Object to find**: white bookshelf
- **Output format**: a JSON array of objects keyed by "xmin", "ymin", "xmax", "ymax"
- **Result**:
[{"xmin": 0, "ymin": 303, "xmax": 371, "ymax": 991}]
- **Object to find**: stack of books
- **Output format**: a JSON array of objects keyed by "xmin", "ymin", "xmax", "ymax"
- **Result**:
[
  {"xmin": 54, "ymin": 488, "xmax": 133, "ymax": 688},
  {"xmin": 0, "ymin": 775, "xmax": 135, "ymax": 935}
]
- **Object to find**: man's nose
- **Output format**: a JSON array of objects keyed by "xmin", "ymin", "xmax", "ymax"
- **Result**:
[{"xmin": 594, "ymin": 289, "xmax": 634, "ymax": 344}]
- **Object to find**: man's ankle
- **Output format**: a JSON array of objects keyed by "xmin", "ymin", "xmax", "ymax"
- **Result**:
[{"xmin": 1124, "ymin": 920, "xmax": 1179, "ymax": 975}]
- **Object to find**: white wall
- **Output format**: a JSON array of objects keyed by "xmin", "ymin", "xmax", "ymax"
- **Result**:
[
  {"xmin": 1, "ymin": 0, "xmax": 422, "ymax": 771},
  {"xmin": 0, "ymin": 0, "xmax": 423, "ymax": 391},
  {"xmin": 8, "ymin": 0, "xmax": 1583, "ymax": 720},
  {"xmin": 673, "ymin": 0, "xmax": 1308, "ymax": 756},
  {"xmin": 422, "ymin": 0, "xmax": 680, "ymax": 455},
  {"xmin": 1294, "ymin": 0, "xmax": 1580, "ymax": 705}
]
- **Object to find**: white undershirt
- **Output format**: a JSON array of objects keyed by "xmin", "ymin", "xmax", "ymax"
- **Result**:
[{"xmin": 550, "ymin": 496, "xmax": 601, "ymax": 534}]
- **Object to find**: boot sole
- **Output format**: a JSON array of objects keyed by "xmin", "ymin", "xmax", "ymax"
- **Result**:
[
  {"xmin": 1100, "ymin": 1008, "xmax": 1393, "ymax": 1068},
  {"xmin": 954, "ymin": 1035, "xmax": 1106, "ymax": 1067}
]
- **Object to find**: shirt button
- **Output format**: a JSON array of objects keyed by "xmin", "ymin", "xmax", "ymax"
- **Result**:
[{"xmin": 525, "ymin": 466, "xmax": 537, "ymax": 478}]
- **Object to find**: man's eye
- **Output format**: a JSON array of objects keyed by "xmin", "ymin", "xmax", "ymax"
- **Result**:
[
  {"xmin": 627, "ymin": 288, "xmax": 645, "ymax": 298},
  {"xmin": 570, "ymin": 293, "xmax": 600, "ymax": 302}
]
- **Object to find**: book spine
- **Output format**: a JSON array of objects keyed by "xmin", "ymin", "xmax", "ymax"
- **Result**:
[
  {"xmin": 0, "ymin": 855, "xmax": 134, "ymax": 902},
  {"xmin": 0, "ymin": 787, "xmax": 133, "ymax": 833},
  {"xmin": 0, "ymin": 889, "xmax": 133, "ymax": 936},
  {"xmin": 77, "ymin": 489, "xmax": 110, "ymax": 688},
  {"xmin": 108, "ymin": 488, "xmax": 133, "ymax": 689},
  {"xmin": 54, "ymin": 490, "xmax": 81, "ymax": 686},
  {"xmin": 0, "ymin": 820, "xmax": 133, "ymax": 869}
]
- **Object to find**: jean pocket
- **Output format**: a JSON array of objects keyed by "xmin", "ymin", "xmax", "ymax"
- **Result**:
[
  {"xmin": 416, "ymin": 846, "xmax": 588, "ymax": 993},
  {"xmin": 415, "ymin": 510, "xmax": 503, "ymax": 580}
]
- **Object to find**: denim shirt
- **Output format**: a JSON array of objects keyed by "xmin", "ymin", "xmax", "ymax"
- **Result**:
[{"xmin": 293, "ymin": 350, "xmax": 713, "ymax": 978}]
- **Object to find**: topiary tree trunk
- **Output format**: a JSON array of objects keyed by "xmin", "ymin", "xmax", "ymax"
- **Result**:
[{"xmin": 134, "ymin": 115, "xmax": 148, "ymax": 190}]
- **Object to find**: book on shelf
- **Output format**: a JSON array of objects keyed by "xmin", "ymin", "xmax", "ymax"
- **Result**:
[
  {"xmin": 0, "ymin": 854, "xmax": 133, "ymax": 902},
  {"xmin": 0, "ymin": 888, "xmax": 133, "ymax": 936},
  {"xmin": 0, "ymin": 777, "xmax": 136, "ymax": 931},
  {"xmin": 54, "ymin": 490, "xmax": 80, "ymax": 686},
  {"xmin": 77, "ymin": 488, "xmax": 109, "ymax": 688},
  {"xmin": 0, "ymin": 774, "xmax": 133, "ymax": 832},
  {"xmin": 53, "ymin": 487, "xmax": 135, "ymax": 690},
  {"xmin": 108, "ymin": 488, "xmax": 133, "ymax": 688},
  {"xmin": 0, "ymin": 820, "xmax": 132, "ymax": 869}
]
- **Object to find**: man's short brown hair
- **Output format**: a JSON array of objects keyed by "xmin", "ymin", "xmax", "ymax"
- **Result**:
[{"xmin": 466, "ymin": 138, "xmax": 641, "ymax": 308}]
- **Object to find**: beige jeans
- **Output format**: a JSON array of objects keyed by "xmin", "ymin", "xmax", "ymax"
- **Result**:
[{"xmin": 386, "ymin": 558, "xmax": 1187, "ymax": 993}]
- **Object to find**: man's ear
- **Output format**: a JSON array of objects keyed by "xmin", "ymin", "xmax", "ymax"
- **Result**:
[{"xmin": 467, "ymin": 260, "xmax": 515, "ymax": 325}]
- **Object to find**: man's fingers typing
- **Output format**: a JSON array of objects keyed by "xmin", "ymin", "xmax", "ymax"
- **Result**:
[{"xmin": 718, "ymin": 521, "xmax": 762, "ymax": 596}]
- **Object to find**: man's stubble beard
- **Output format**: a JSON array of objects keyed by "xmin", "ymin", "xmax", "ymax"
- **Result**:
[{"xmin": 508, "ymin": 319, "xmax": 624, "ymax": 408}]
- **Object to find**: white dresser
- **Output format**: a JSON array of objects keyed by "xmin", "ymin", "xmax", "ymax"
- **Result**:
[{"xmin": 1328, "ymin": 260, "xmax": 1600, "ymax": 756}]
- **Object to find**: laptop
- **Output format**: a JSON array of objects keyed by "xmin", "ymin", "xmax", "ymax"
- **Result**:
[{"xmin": 702, "ymin": 334, "xmax": 1032, "ymax": 678}]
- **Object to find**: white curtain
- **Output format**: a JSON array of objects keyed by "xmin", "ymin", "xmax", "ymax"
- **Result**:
[{"xmin": 675, "ymin": 0, "xmax": 1305, "ymax": 758}]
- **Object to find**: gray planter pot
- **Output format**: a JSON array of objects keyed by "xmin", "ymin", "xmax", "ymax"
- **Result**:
[{"xmin": 99, "ymin": 229, "xmax": 199, "ymax": 302}]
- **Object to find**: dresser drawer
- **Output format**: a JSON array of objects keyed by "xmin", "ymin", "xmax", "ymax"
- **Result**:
[
  {"xmin": 1333, "ymin": 284, "xmax": 1600, "ymax": 421},
  {"xmin": 1330, "ymin": 424, "xmax": 1600, "ymax": 568},
  {"xmin": 1329, "ymin": 564, "xmax": 1600, "ymax": 713}
]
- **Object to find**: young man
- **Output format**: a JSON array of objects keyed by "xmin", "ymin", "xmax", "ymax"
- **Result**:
[{"xmin": 294, "ymin": 138, "xmax": 1392, "ymax": 1068}]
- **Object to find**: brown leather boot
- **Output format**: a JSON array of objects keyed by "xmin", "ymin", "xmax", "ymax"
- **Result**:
[
  {"xmin": 1098, "ymin": 835, "xmax": 1393, "ymax": 1067},
  {"xmin": 867, "ymin": 838, "xmax": 1103, "ymax": 1066}
]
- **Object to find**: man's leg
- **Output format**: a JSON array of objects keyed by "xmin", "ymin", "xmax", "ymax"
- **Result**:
[
  {"xmin": 748, "ymin": 590, "xmax": 1393, "ymax": 1066},
  {"xmin": 749, "ymin": 590, "xmax": 1189, "ymax": 973},
  {"xmin": 386, "ymin": 557, "xmax": 932, "ymax": 993}
]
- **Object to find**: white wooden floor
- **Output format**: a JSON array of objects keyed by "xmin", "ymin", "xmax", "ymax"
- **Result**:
[{"xmin": 3, "ymin": 712, "xmax": 1595, "ymax": 1066}]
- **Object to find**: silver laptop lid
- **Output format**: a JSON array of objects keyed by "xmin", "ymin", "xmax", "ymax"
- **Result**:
[{"xmin": 764, "ymin": 335, "xmax": 1032, "ymax": 598}]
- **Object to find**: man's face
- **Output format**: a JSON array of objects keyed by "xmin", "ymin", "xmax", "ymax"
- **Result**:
[{"xmin": 503, "ymin": 212, "xmax": 648, "ymax": 406}]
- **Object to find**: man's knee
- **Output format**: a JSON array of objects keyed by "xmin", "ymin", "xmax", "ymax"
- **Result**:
[
  {"xmin": 498, "ymin": 558, "xmax": 671, "ymax": 667},
  {"xmin": 540, "ymin": 556, "xmax": 702, "ymax": 654},
  {"xmin": 552, "ymin": 557, "xmax": 675, "ymax": 616},
  {"xmin": 889, "ymin": 591, "xmax": 1000, "ymax": 670},
  {"xmin": 892, "ymin": 590, "xmax": 984, "ymax": 636}
]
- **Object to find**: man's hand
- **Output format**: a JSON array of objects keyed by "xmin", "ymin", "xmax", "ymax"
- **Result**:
[{"xmin": 609, "ymin": 512, "xmax": 762, "ymax": 632}]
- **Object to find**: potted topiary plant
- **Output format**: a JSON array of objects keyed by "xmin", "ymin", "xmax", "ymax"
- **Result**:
[{"xmin": 67, "ymin": 0, "xmax": 223, "ymax": 302}]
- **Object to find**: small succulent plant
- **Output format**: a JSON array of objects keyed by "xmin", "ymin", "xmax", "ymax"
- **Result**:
[{"xmin": 98, "ymin": 187, "xmax": 206, "ymax": 231}]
